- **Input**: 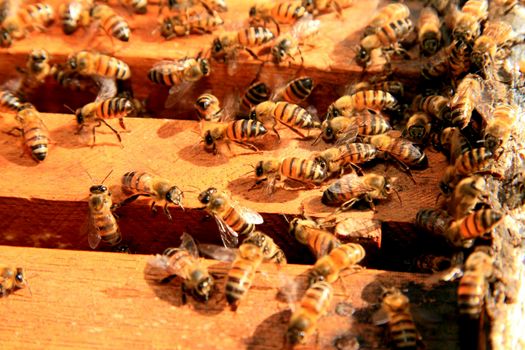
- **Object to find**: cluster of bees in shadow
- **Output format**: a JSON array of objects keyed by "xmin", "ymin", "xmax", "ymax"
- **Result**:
[{"xmin": 2, "ymin": 0, "xmax": 525, "ymax": 348}]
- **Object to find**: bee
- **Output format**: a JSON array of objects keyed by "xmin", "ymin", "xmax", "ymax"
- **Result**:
[
  {"xmin": 355, "ymin": 17, "xmax": 414, "ymax": 69},
  {"xmin": 364, "ymin": 3, "xmax": 411, "ymax": 35},
  {"xmin": 439, "ymin": 127, "xmax": 471, "ymax": 163},
  {"xmin": 350, "ymin": 80, "xmax": 404, "ymax": 99},
  {"xmin": 374, "ymin": 288, "xmax": 420, "ymax": 350},
  {"xmin": 160, "ymin": 8, "xmax": 223, "ymax": 39},
  {"xmin": 195, "ymin": 93, "xmax": 222, "ymax": 121},
  {"xmin": 75, "ymin": 97, "xmax": 133, "ymax": 146},
  {"xmin": 483, "ymin": 103, "xmax": 517, "ymax": 152},
  {"xmin": 10, "ymin": 104, "xmax": 49, "ymax": 162},
  {"xmin": 326, "ymin": 90, "xmax": 399, "ymax": 119},
  {"xmin": 489, "ymin": 0, "xmax": 524, "ymax": 16},
  {"xmin": 203, "ymin": 0, "xmax": 228, "ymax": 12},
  {"xmin": 239, "ymin": 81, "xmax": 271, "ymax": 116},
  {"xmin": 90, "ymin": 4, "xmax": 131, "ymax": 42},
  {"xmin": 248, "ymin": 1, "xmax": 307, "ymax": 34},
  {"xmin": 449, "ymin": 74, "xmax": 485, "ymax": 129},
  {"xmin": 403, "ymin": 112, "xmax": 432, "ymax": 144},
  {"xmin": 67, "ymin": 51, "xmax": 131, "ymax": 80},
  {"xmin": 313, "ymin": 143, "xmax": 379, "ymax": 176},
  {"xmin": 289, "ymin": 218, "xmax": 341, "ymax": 259},
  {"xmin": 415, "ymin": 208, "xmax": 454, "ymax": 238},
  {"xmin": 271, "ymin": 17, "xmax": 320, "ymax": 64},
  {"xmin": 59, "ymin": 0, "xmax": 92, "ymax": 34},
  {"xmin": 319, "ymin": 111, "xmax": 391, "ymax": 144},
  {"xmin": 458, "ymin": 249, "xmax": 493, "ymax": 318},
  {"xmin": 243, "ymin": 230, "xmax": 287, "ymax": 264},
  {"xmin": 122, "ymin": 0, "xmax": 148, "ymax": 14},
  {"xmin": 412, "ymin": 94, "xmax": 450, "ymax": 122},
  {"xmin": 423, "ymin": 0, "xmax": 454, "ymax": 14},
  {"xmin": 0, "ymin": 265, "xmax": 28, "ymax": 297},
  {"xmin": 454, "ymin": 147, "xmax": 495, "ymax": 176},
  {"xmin": 418, "ymin": 6, "xmax": 442, "ymax": 56},
  {"xmin": 309, "ymin": 242, "xmax": 365, "ymax": 285},
  {"xmin": 450, "ymin": 175, "xmax": 488, "ymax": 219},
  {"xmin": 286, "ymin": 281, "xmax": 333, "ymax": 345},
  {"xmin": 120, "ymin": 171, "xmax": 184, "ymax": 221},
  {"xmin": 211, "ymin": 27, "xmax": 275, "ymax": 75},
  {"xmin": 15, "ymin": 48, "xmax": 52, "ymax": 100},
  {"xmin": 146, "ymin": 232, "xmax": 214, "ymax": 303},
  {"xmin": 253, "ymin": 157, "xmax": 328, "ymax": 193},
  {"xmin": 51, "ymin": 63, "xmax": 98, "ymax": 93},
  {"xmin": 87, "ymin": 175, "xmax": 122, "ymax": 250},
  {"xmin": 0, "ymin": 89, "xmax": 24, "ymax": 112},
  {"xmin": 249, "ymin": 101, "xmax": 320, "ymax": 140},
  {"xmin": 445, "ymin": 209, "xmax": 503, "ymax": 248},
  {"xmin": 322, "ymin": 173, "xmax": 398, "ymax": 212},
  {"xmin": 201, "ymin": 119, "xmax": 268, "ymax": 154},
  {"xmin": 224, "ymin": 240, "xmax": 264, "ymax": 310},
  {"xmin": 452, "ymin": 0, "xmax": 489, "ymax": 44},
  {"xmin": 0, "ymin": 2, "xmax": 54, "ymax": 47},
  {"xmin": 147, "ymin": 54, "xmax": 210, "ymax": 108},
  {"xmin": 301, "ymin": 0, "xmax": 353, "ymax": 16},
  {"xmin": 198, "ymin": 187, "xmax": 263, "ymax": 248},
  {"xmin": 421, "ymin": 39, "xmax": 471, "ymax": 80},
  {"xmin": 276, "ymin": 76, "xmax": 315, "ymax": 104}
]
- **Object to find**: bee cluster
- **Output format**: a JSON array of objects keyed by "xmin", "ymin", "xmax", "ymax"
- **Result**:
[{"xmin": 1, "ymin": 0, "xmax": 525, "ymax": 348}]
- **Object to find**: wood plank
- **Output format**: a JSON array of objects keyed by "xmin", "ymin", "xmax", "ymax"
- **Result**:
[
  {"xmin": 0, "ymin": 245, "xmax": 459, "ymax": 350},
  {"xmin": 0, "ymin": 0, "xmax": 423, "ymax": 117},
  {"xmin": 0, "ymin": 113, "xmax": 447, "ymax": 262}
]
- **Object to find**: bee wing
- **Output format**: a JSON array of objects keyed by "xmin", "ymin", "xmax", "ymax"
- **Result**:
[
  {"xmin": 165, "ymin": 81, "xmax": 192, "ymax": 109},
  {"xmin": 152, "ymin": 60, "xmax": 189, "ymax": 70},
  {"xmin": 327, "ymin": 173, "xmax": 373, "ymax": 194},
  {"xmin": 93, "ymin": 76, "xmax": 117, "ymax": 102},
  {"xmin": 144, "ymin": 254, "xmax": 172, "ymax": 281},
  {"xmin": 291, "ymin": 16, "xmax": 320, "ymax": 41},
  {"xmin": 372, "ymin": 308, "xmax": 389, "ymax": 325},
  {"xmin": 235, "ymin": 203, "xmax": 264, "ymax": 225},
  {"xmin": 220, "ymin": 90, "xmax": 240, "ymax": 122},
  {"xmin": 334, "ymin": 122, "xmax": 359, "ymax": 146},
  {"xmin": 87, "ymin": 212, "xmax": 102, "ymax": 249},
  {"xmin": 198, "ymin": 243, "xmax": 237, "ymax": 262},
  {"xmin": 213, "ymin": 214, "xmax": 239, "ymax": 248},
  {"xmin": 179, "ymin": 232, "xmax": 199, "ymax": 258}
]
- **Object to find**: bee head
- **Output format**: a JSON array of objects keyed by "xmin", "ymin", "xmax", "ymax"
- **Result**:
[
  {"xmin": 166, "ymin": 186, "xmax": 183, "ymax": 206},
  {"xmin": 407, "ymin": 124, "xmax": 426, "ymax": 142},
  {"xmin": 249, "ymin": 6, "xmax": 257, "ymax": 17},
  {"xmin": 68, "ymin": 56, "xmax": 78, "ymax": 70},
  {"xmin": 271, "ymin": 44, "xmax": 286, "ymax": 63},
  {"xmin": 30, "ymin": 49, "xmax": 48, "ymax": 63},
  {"xmin": 199, "ymin": 58, "xmax": 211, "ymax": 76},
  {"xmin": 211, "ymin": 38, "xmax": 224, "ymax": 56},
  {"xmin": 160, "ymin": 18, "xmax": 174, "ymax": 38},
  {"xmin": 203, "ymin": 130, "xmax": 216, "ymax": 149},
  {"xmin": 248, "ymin": 109, "xmax": 258, "ymax": 120},
  {"xmin": 198, "ymin": 187, "xmax": 217, "ymax": 204},
  {"xmin": 14, "ymin": 268, "xmax": 26, "ymax": 289},
  {"xmin": 197, "ymin": 98, "xmax": 211, "ymax": 110},
  {"xmin": 75, "ymin": 108, "xmax": 85, "ymax": 124},
  {"xmin": 326, "ymin": 104, "xmax": 340, "ymax": 120},
  {"xmin": 302, "ymin": 0, "xmax": 314, "ymax": 11},
  {"xmin": 354, "ymin": 46, "xmax": 370, "ymax": 67},
  {"xmin": 286, "ymin": 319, "xmax": 310, "ymax": 345},
  {"xmin": 321, "ymin": 120, "xmax": 335, "ymax": 142},
  {"xmin": 192, "ymin": 273, "xmax": 214, "ymax": 301},
  {"xmin": 90, "ymin": 185, "xmax": 108, "ymax": 194},
  {"xmin": 0, "ymin": 28, "xmax": 12, "ymax": 48},
  {"xmin": 254, "ymin": 161, "xmax": 265, "ymax": 178}
]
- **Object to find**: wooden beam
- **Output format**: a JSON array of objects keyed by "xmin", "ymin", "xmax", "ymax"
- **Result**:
[{"xmin": 0, "ymin": 245, "xmax": 459, "ymax": 350}]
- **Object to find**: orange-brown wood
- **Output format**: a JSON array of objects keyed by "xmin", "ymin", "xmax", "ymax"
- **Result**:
[{"xmin": 0, "ymin": 245, "xmax": 459, "ymax": 350}]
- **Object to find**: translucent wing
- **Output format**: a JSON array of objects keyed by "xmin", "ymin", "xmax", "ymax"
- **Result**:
[
  {"xmin": 94, "ymin": 76, "xmax": 117, "ymax": 102},
  {"xmin": 68, "ymin": 1, "xmax": 83, "ymax": 19},
  {"xmin": 152, "ymin": 59, "xmax": 191, "ymax": 70},
  {"xmin": 144, "ymin": 254, "xmax": 171, "ymax": 281},
  {"xmin": 235, "ymin": 203, "xmax": 264, "ymax": 224},
  {"xmin": 213, "ymin": 214, "xmax": 239, "ymax": 248},
  {"xmin": 372, "ymin": 307, "xmax": 389, "ymax": 325},
  {"xmin": 334, "ymin": 121, "xmax": 359, "ymax": 146},
  {"xmin": 327, "ymin": 173, "xmax": 374, "ymax": 195},
  {"xmin": 165, "ymin": 81, "xmax": 193, "ymax": 108},
  {"xmin": 87, "ymin": 211, "xmax": 102, "ymax": 249},
  {"xmin": 291, "ymin": 16, "xmax": 320, "ymax": 41},
  {"xmin": 198, "ymin": 243, "xmax": 237, "ymax": 262},
  {"xmin": 179, "ymin": 232, "xmax": 199, "ymax": 258}
]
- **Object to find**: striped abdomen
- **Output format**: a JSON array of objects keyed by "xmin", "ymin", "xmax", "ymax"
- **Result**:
[
  {"xmin": 147, "ymin": 63, "xmax": 184, "ymax": 86},
  {"xmin": 449, "ymin": 40, "xmax": 471, "ymax": 77},
  {"xmin": 305, "ymin": 228, "xmax": 341, "ymax": 259},
  {"xmin": 458, "ymin": 272, "xmax": 485, "ymax": 317},
  {"xmin": 90, "ymin": 198, "xmax": 121, "ymax": 246},
  {"xmin": 454, "ymin": 147, "xmax": 492, "ymax": 175},
  {"xmin": 375, "ymin": 18, "xmax": 413, "ymax": 46},
  {"xmin": 95, "ymin": 98, "xmax": 133, "ymax": 119},
  {"xmin": 338, "ymin": 143, "xmax": 378, "ymax": 166},
  {"xmin": 349, "ymin": 90, "xmax": 398, "ymax": 112},
  {"xmin": 322, "ymin": 176, "xmax": 364, "ymax": 206},
  {"xmin": 19, "ymin": 3, "xmax": 55, "ymax": 28},
  {"xmin": 237, "ymin": 26, "xmax": 274, "ymax": 46},
  {"xmin": 0, "ymin": 90, "xmax": 24, "ymax": 112},
  {"xmin": 92, "ymin": 5, "xmax": 130, "ymax": 42},
  {"xmin": 122, "ymin": 171, "xmax": 155, "ymax": 195},
  {"xmin": 93, "ymin": 54, "xmax": 131, "ymax": 80},
  {"xmin": 352, "ymin": 111, "xmax": 391, "ymax": 135},
  {"xmin": 241, "ymin": 82, "xmax": 270, "ymax": 114},
  {"xmin": 271, "ymin": 2, "xmax": 307, "ymax": 23},
  {"xmin": 384, "ymin": 138, "xmax": 428, "ymax": 168},
  {"xmin": 225, "ymin": 119, "xmax": 267, "ymax": 141},
  {"xmin": 189, "ymin": 10, "xmax": 223, "ymax": 32},
  {"xmin": 273, "ymin": 101, "xmax": 318, "ymax": 129},
  {"xmin": 388, "ymin": 311, "xmax": 418, "ymax": 349},
  {"xmin": 415, "ymin": 208, "xmax": 454, "ymax": 237},
  {"xmin": 18, "ymin": 108, "xmax": 48, "ymax": 161},
  {"xmin": 279, "ymin": 157, "xmax": 327, "ymax": 184},
  {"xmin": 282, "ymin": 77, "xmax": 314, "ymax": 104},
  {"xmin": 217, "ymin": 202, "xmax": 255, "ymax": 236},
  {"xmin": 60, "ymin": 1, "xmax": 87, "ymax": 34},
  {"xmin": 225, "ymin": 256, "xmax": 260, "ymax": 306},
  {"xmin": 163, "ymin": 248, "xmax": 196, "ymax": 277},
  {"xmin": 458, "ymin": 209, "xmax": 503, "ymax": 239},
  {"xmin": 300, "ymin": 281, "xmax": 333, "ymax": 313},
  {"xmin": 413, "ymin": 95, "xmax": 449, "ymax": 120},
  {"xmin": 313, "ymin": 243, "xmax": 365, "ymax": 283}
]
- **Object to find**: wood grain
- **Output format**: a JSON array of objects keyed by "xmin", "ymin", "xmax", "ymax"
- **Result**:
[{"xmin": 0, "ymin": 245, "xmax": 459, "ymax": 350}]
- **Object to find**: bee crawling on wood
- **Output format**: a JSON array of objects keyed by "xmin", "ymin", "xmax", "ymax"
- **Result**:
[
  {"xmin": 90, "ymin": 4, "xmax": 131, "ymax": 42},
  {"xmin": 270, "ymin": 16, "xmax": 320, "ymax": 65},
  {"xmin": 200, "ymin": 118, "xmax": 268, "ymax": 155},
  {"xmin": 6, "ymin": 103, "xmax": 49, "ymax": 162},
  {"xmin": 0, "ymin": 2, "xmax": 55, "ymax": 48},
  {"xmin": 308, "ymin": 242, "xmax": 365, "ymax": 285},
  {"xmin": 59, "ymin": 0, "xmax": 92, "ymax": 35},
  {"xmin": 289, "ymin": 217, "xmax": 341, "ymax": 259},
  {"xmin": 0, "ymin": 265, "xmax": 29, "ymax": 297}
]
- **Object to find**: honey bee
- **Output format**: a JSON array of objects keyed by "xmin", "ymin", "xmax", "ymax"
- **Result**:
[
  {"xmin": 203, "ymin": 0, "xmax": 228, "ymax": 12},
  {"xmin": 248, "ymin": 1, "xmax": 307, "ymax": 34},
  {"xmin": 423, "ymin": 0, "xmax": 454, "ymax": 14},
  {"xmin": 412, "ymin": 94, "xmax": 450, "ymax": 122},
  {"xmin": 15, "ymin": 48, "xmax": 52, "ymax": 100},
  {"xmin": 198, "ymin": 187, "xmax": 263, "ymax": 247},
  {"xmin": 289, "ymin": 218, "xmax": 341, "ymax": 259},
  {"xmin": 87, "ymin": 174, "xmax": 123, "ymax": 250},
  {"xmin": 195, "ymin": 93, "xmax": 222, "ymax": 121},
  {"xmin": 454, "ymin": 147, "xmax": 495, "ymax": 176},
  {"xmin": 160, "ymin": 8, "xmax": 223, "ymax": 39},
  {"xmin": 415, "ymin": 208, "xmax": 454, "ymax": 237},
  {"xmin": 253, "ymin": 157, "xmax": 328, "ymax": 193},
  {"xmin": 271, "ymin": 17, "xmax": 320, "ymax": 64},
  {"xmin": 450, "ymin": 175, "xmax": 488, "ymax": 219},
  {"xmin": 322, "ymin": 173, "xmax": 398, "ymax": 212},
  {"xmin": 211, "ymin": 27, "xmax": 275, "ymax": 75},
  {"xmin": 146, "ymin": 232, "xmax": 214, "ymax": 303},
  {"xmin": 120, "ymin": 171, "xmax": 184, "ymax": 220},
  {"xmin": 148, "ymin": 54, "xmax": 211, "ymax": 108},
  {"xmin": 374, "ymin": 287, "xmax": 420, "ymax": 350},
  {"xmin": 51, "ymin": 63, "xmax": 98, "ymax": 93},
  {"xmin": 403, "ymin": 112, "xmax": 432, "ymax": 144},
  {"xmin": 439, "ymin": 127, "xmax": 471, "ymax": 163},
  {"xmin": 309, "ymin": 242, "xmax": 365, "ymax": 284},
  {"xmin": 10, "ymin": 104, "xmax": 49, "ymax": 162},
  {"xmin": 67, "ymin": 51, "xmax": 131, "ymax": 80},
  {"xmin": 449, "ymin": 74, "xmax": 485, "ymax": 129},
  {"xmin": 239, "ymin": 81, "xmax": 271, "ymax": 116},
  {"xmin": 0, "ymin": 89, "xmax": 25, "ymax": 112},
  {"xmin": 0, "ymin": 265, "xmax": 28, "ymax": 297},
  {"xmin": 364, "ymin": 3, "xmax": 411, "ymax": 35},
  {"xmin": 445, "ymin": 209, "xmax": 503, "ymax": 247},
  {"xmin": 452, "ymin": 0, "xmax": 489, "ymax": 44},
  {"xmin": 319, "ymin": 111, "xmax": 391, "ymax": 144},
  {"xmin": 90, "ymin": 4, "xmax": 131, "ymax": 42},
  {"xmin": 201, "ymin": 119, "xmax": 268, "ymax": 154},
  {"xmin": 483, "ymin": 103, "xmax": 517, "ymax": 152},
  {"xmin": 122, "ymin": 0, "xmax": 148, "ymax": 14},
  {"xmin": 242, "ymin": 230, "xmax": 287, "ymax": 264},
  {"xmin": 458, "ymin": 249, "xmax": 493, "ymax": 318},
  {"xmin": 313, "ymin": 142, "xmax": 379, "ymax": 176},
  {"xmin": 276, "ymin": 76, "xmax": 315, "ymax": 104},
  {"xmin": 326, "ymin": 90, "xmax": 399, "ymax": 119},
  {"xmin": 0, "ymin": 2, "xmax": 54, "ymax": 47},
  {"xmin": 59, "ymin": 0, "xmax": 92, "ymax": 34},
  {"xmin": 286, "ymin": 281, "xmax": 333, "ymax": 345},
  {"xmin": 418, "ymin": 6, "xmax": 442, "ymax": 56},
  {"xmin": 421, "ymin": 39, "xmax": 471, "ymax": 80},
  {"xmin": 301, "ymin": 0, "xmax": 353, "ymax": 16},
  {"xmin": 249, "ymin": 101, "xmax": 320, "ymax": 140},
  {"xmin": 350, "ymin": 80, "xmax": 404, "ymax": 99},
  {"xmin": 75, "ymin": 97, "xmax": 133, "ymax": 146}
]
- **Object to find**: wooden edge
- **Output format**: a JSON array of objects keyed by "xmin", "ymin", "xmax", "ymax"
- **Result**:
[{"xmin": 0, "ymin": 245, "xmax": 459, "ymax": 350}]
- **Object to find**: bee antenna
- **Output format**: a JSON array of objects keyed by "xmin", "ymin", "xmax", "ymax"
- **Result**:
[
  {"xmin": 281, "ymin": 214, "xmax": 289, "ymax": 223},
  {"xmin": 392, "ymin": 187, "xmax": 402, "ymax": 205},
  {"xmin": 311, "ymin": 131, "xmax": 323, "ymax": 145},
  {"xmin": 101, "ymin": 169, "xmax": 114, "ymax": 185},
  {"xmin": 435, "ymin": 192, "xmax": 442, "ymax": 205},
  {"xmin": 63, "ymin": 104, "xmax": 76, "ymax": 114}
]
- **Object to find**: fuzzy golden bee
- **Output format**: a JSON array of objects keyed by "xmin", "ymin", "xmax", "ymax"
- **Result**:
[
  {"xmin": 445, "ymin": 209, "xmax": 503, "ymax": 248},
  {"xmin": 146, "ymin": 233, "xmax": 214, "ymax": 303},
  {"xmin": 249, "ymin": 1, "xmax": 307, "ymax": 34},
  {"xmin": 483, "ymin": 103, "xmax": 517, "ymax": 152},
  {"xmin": 301, "ymin": 0, "xmax": 353, "ymax": 15},
  {"xmin": 421, "ymin": 39, "xmax": 471, "ymax": 80},
  {"xmin": 276, "ymin": 76, "xmax": 315, "ymax": 104},
  {"xmin": 403, "ymin": 112, "xmax": 432, "ymax": 144},
  {"xmin": 10, "ymin": 104, "xmax": 49, "ymax": 162},
  {"xmin": 454, "ymin": 147, "xmax": 495, "ymax": 176},
  {"xmin": 319, "ymin": 110, "xmax": 391, "ymax": 144},
  {"xmin": 452, "ymin": 0, "xmax": 489, "ymax": 44},
  {"xmin": 327, "ymin": 90, "xmax": 399, "ymax": 119},
  {"xmin": 15, "ymin": 48, "xmax": 52, "ymax": 100},
  {"xmin": 59, "ymin": 0, "xmax": 92, "ymax": 34},
  {"xmin": 201, "ymin": 119, "xmax": 268, "ymax": 154},
  {"xmin": 458, "ymin": 249, "xmax": 494, "ymax": 318},
  {"xmin": 289, "ymin": 218, "xmax": 341, "ymax": 259},
  {"xmin": 160, "ymin": 8, "xmax": 223, "ymax": 39},
  {"xmin": 416, "ymin": 208, "xmax": 455, "ymax": 238},
  {"xmin": 195, "ymin": 93, "xmax": 222, "ymax": 121},
  {"xmin": 271, "ymin": 17, "xmax": 320, "ymax": 64},
  {"xmin": 243, "ymin": 231, "xmax": 287, "ymax": 264},
  {"xmin": 418, "ymin": 6, "xmax": 442, "ymax": 56},
  {"xmin": 198, "ymin": 187, "xmax": 263, "ymax": 247},
  {"xmin": 412, "ymin": 94, "xmax": 450, "ymax": 122},
  {"xmin": 0, "ymin": 89, "xmax": 25, "ymax": 113},
  {"xmin": 364, "ymin": 3, "xmax": 411, "ymax": 35},
  {"xmin": 286, "ymin": 281, "xmax": 333, "ymax": 345},
  {"xmin": 67, "ymin": 51, "xmax": 131, "ymax": 80},
  {"xmin": 313, "ymin": 142, "xmax": 379, "ymax": 177},
  {"xmin": 0, "ymin": 265, "xmax": 28, "ymax": 297},
  {"xmin": 0, "ymin": 2, "xmax": 54, "ymax": 47},
  {"xmin": 448, "ymin": 74, "xmax": 485, "ymax": 129},
  {"xmin": 308, "ymin": 242, "xmax": 365, "ymax": 285},
  {"xmin": 322, "ymin": 173, "xmax": 398, "ymax": 212},
  {"xmin": 449, "ymin": 175, "xmax": 488, "ymax": 219},
  {"xmin": 90, "ymin": 4, "xmax": 131, "ymax": 42}
]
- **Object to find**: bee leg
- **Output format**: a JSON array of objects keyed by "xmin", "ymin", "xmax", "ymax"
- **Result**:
[
  {"xmin": 150, "ymin": 201, "xmax": 158, "ymax": 216},
  {"xmin": 163, "ymin": 203, "xmax": 173, "ymax": 221},
  {"xmin": 181, "ymin": 284, "xmax": 188, "ymax": 305},
  {"xmin": 113, "ymin": 193, "xmax": 146, "ymax": 210},
  {"xmin": 99, "ymin": 119, "xmax": 123, "ymax": 145},
  {"xmin": 232, "ymin": 140, "xmax": 260, "ymax": 153},
  {"xmin": 244, "ymin": 47, "xmax": 261, "ymax": 62},
  {"xmin": 337, "ymin": 198, "xmax": 360, "ymax": 213},
  {"xmin": 364, "ymin": 195, "xmax": 377, "ymax": 212},
  {"xmin": 119, "ymin": 118, "xmax": 127, "ymax": 130},
  {"xmin": 271, "ymin": 121, "xmax": 281, "ymax": 141},
  {"xmin": 280, "ymin": 122, "xmax": 307, "ymax": 139},
  {"xmin": 269, "ymin": 16, "xmax": 280, "ymax": 36},
  {"xmin": 4, "ymin": 127, "xmax": 23, "ymax": 137},
  {"xmin": 387, "ymin": 156, "xmax": 417, "ymax": 184}
]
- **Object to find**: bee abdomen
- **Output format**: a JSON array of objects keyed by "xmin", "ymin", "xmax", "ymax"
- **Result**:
[
  {"xmin": 0, "ymin": 90, "xmax": 24, "ymax": 112},
  {"xmin": 282, "ymin": 77, "xmax": 314, "ymax": 104},
  {"xmin": 239, "ymin": 27, "xmax": 274, "ymax": 46},
  {"xmin": 272, "ymin": 2, "xmax": 306, "ymax": 23},
  {"xmin": 416, "ymin": 208, "xmax": 454, "ymax": 236},
  {"xmin": 454, "ymin": 148, "xmax": 492, "ymax": 175},
  {"xmin": 225, "ymin": 263, "xmax": 254, "ymax": 304},
  {"xmin": 222, "ymin": 206, "xmax": 254, "ymax": 236},
  {"xmin": 458, "ymin": 273, "xmax": 485, "ymax": 317},
  {"xmin": 459, "ymin": 209, "xmax": 503, "ymax": 239},
  {"xmin": 226, "ymin": 119, "xmax": 267, "ymax": 141},
  {"xmin": 97, "ymin": 98, "xmax": 133, "ymax": 119},
  {"xmin": 24, "ymin": 127, "xmax": 48, "ymax": 161},
  {"xmin": 389, "ymin": 314, "xmax": 418, "ymax": 348},
  {"xmin": 241, "ymin": 82, "xmax": 270, "ymax": 113}
]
